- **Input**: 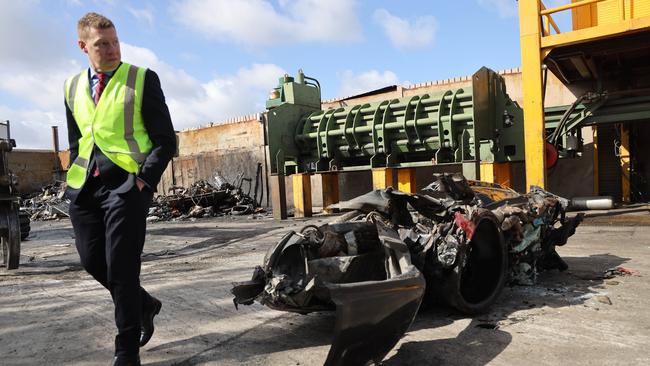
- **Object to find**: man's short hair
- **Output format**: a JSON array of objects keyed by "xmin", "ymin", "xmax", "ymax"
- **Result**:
[{"xmin": 77, "ymin": 12, "xmax": 115, "ymax": 40}]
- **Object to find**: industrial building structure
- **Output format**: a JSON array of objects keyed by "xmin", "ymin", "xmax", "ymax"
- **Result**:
[{"xmin": 7, "ymin": 0, "xmax": 650, "ymax": 218}]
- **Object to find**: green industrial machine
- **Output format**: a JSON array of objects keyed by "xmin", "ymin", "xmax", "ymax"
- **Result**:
[
  {"xmin": 266, "ymin": 67, "xmax": 526, "ymax": 180},
  {"xmin": 266, "ymin": 67, "xmax": 646, "ymax": 180}
]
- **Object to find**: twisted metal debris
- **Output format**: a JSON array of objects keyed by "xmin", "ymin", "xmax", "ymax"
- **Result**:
[
  {"xmin": 231, "ymin": 173, "xmax": 584, "ymax": 365},
  {"xmin": 21, "ymin": 181, "xmax": 70, "ymax": 221},
  {"xmin": 21, "ymin": 167, "xmax": 267, "ymax": 222},
  {"xmin": 147, "ymin": 170, "xmax": 265, "ymax": 222}
]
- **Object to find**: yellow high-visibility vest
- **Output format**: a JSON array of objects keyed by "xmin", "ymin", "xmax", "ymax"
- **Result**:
[{"xmin": 64, "ymin": 63, "xmax": 152, "ymax": 189}]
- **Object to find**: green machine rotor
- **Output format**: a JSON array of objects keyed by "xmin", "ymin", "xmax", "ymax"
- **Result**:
[{"xmin": 266, "ymin": 67, "xmax": 526, "ymax": 180}]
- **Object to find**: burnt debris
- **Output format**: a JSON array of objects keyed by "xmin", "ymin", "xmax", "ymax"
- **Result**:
[
  {"xmin": 146, "ymin": 171, "xmax": 266, "ymax": 222},
  {"xmin": 22, "ymin": 168, "xmax": 267, "ymax": 222},
  {"xmin": 231, "ymin": 173, "xmax": 584, "ymax": 366},
  {"xmin": 21, "ymin": 181, "xmax": 70, "ymax": 221}
]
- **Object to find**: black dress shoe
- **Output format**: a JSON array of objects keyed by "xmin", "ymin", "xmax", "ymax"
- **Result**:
[
  {"xmin": 140, "ymin": 296, "xmax": 162, "ymax": 347},
  {"xmin": 111, "ymin": 355, "xmax": 141, "ymax": 366}
]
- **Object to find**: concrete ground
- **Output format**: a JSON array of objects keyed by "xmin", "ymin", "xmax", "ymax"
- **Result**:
[{"xmin": 1, "ymin": 206, "xmax": 649, "ymax": 366}]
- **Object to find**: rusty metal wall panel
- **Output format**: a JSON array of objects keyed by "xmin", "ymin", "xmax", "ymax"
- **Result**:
[
  {"xmin": 156, "ymin": 147, "xmax": 267, "ymax": 204},
  {"xmin": 177, "ymin": 119, "xmax": 264, "ymax": 156},
  {"xmin": 9, "ymin": 150, "xmax": 58, "ymax": 194}
]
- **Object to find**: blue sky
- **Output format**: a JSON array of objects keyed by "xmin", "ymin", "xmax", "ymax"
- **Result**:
[{"xmin": 0, "ymin": 0, "xmax": 571, "ymax": 149}]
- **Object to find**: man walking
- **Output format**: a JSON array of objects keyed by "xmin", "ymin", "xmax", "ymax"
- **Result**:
[{"xmin": 64, "ymin": 12, "xmax": 176, "ymax": 365}]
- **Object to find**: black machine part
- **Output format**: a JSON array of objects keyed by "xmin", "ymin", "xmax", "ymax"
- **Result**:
[{"xmin": 0, "ymin": 120, "xmax": 22, "ymax": 270}]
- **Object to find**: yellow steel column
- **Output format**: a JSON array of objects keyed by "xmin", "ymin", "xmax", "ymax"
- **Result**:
[
  {"xmin": 519, "ymin": 0, "xmax": 547, "ymax": 190},
  {"xmin": 480, "ymin": 162, "xmax": 513, "ymax": 188},
  {"xmin": 372, "ymin": 168, "xmax": 394, "ymax": 189},
  {"xmin": 292, "ymin": 173, "xmax": 312, "ymax": 218},
  {"xmin": 320, "ymin": 172, "xmax": 339, "ymax": 213},
  {"xmin": 620, "ymin": 124, "xmax": 631, "ymax": 203},
  {"xmin": 397, "ymin": 168, "xmax": 417, "ymax": 193},
  {"xmin": 480, "ymin": 163, "xmax": 495, "ymax": 183}
]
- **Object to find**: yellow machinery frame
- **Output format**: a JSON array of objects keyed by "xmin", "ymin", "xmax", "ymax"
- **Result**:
[{"xmin": 518, "ymin": 0, "xmax": 650, "ymax": 191}]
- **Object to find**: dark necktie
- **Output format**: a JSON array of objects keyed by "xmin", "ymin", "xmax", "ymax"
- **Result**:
[
  {"xmin": 94, "ymin": 72, "xmax": 107, "ymax": 104},
  {"xmin": 92, "ymin": 72, "xmax": 107, "ymax": 177}
]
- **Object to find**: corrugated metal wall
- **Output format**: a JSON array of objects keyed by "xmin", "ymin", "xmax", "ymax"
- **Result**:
[{"xmin": 572, "ymin": 0, "xmax": 650, "ymax": 30}]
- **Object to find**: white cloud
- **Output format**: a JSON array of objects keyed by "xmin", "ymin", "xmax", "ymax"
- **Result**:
[
  {"xmin": 373, "ymin": 9, "xmax": 437, "ymax": 50},
  {"xmin": 0, "ymin": 106, "xmax": 63, "ymax": 150},
  {"xmin": 171, "ymin": 63, "xmax": 285, "ymax": 128},
  {"xmin": 128, "ymin": 6, "xmax": 154, "ymax": 27},
  {"xmin": 170, "ymin": 0, "xmax": 363, "ymax": 45},
  {"xmin": 477, "ymin": 0, "xmax": 517, "ymax": 18},
  {"xmin": 122, "ymin": 43, "xmax": 284, "ymax": 130},
  {"xmin": 0, "ymin": 60, "xmax": 82, "ymax": 111},
  {"xmin": 0, "ymin": 1, "xmax": 287, "ymax": 149},
  {"xmin": 338, "ymin": 70, "xmax": 399, "ymax": 97},
  {"xmin": 0, "ymin": 1, "xmax": 81, "ymax": 149},
  {"xmin": 0, "ymin": 2, "xmax": 67, "ymax": 68}
]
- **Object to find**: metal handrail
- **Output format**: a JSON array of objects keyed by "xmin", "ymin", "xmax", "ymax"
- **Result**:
[
  {"xmin": 539, "ymin": 0, "xmax": 630, "ymax": 37},
  {"xmin": 541, "ymin": 2, "xmax": 562, "ymax": 35},
  {"xmin": 540, "ymin": 0, "xmax": 603, "ymax": 16}
]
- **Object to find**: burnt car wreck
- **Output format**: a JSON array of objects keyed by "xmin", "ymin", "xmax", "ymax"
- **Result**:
[{"xmin": 231, "ymin": 174, "xmax": 584, "ymax": 365}]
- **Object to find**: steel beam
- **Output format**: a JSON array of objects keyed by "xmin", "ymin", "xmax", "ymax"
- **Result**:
[
  {"xmin": 292, "ymin": 173, "xmax": 312, "ymax": 218},
  {"xmin": 540, "ymin": 16, "xmax": 650, "ymax": 49},
  {"xmin": 397, "ymin": 168, "xmax": 417, "ymax": 193},
  {"xmin": 480, "ymin": 162, "xmax": 513, "ymax": 188},
  {"xmin": 372, "ymin": 168, "xmax": 393, "ymax": 190},
  {"xmin": 519, "ymin": 0, "xmax": 547, "ymax": 190},
  {"xmin": 271, "ymin": 174, "xmax": 287, "ymax": 220},
  {"xmin": 320, "ymin": 172, "xmax": 339, "ymax": 213}
]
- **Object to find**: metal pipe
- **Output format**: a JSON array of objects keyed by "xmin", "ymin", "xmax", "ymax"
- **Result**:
[
  {"xmin": 311, "ymin": 95, "xmax": 473, "ymax": 121},
  {"xmin": 299, "ymin": 112, "xmax": 474, "ymax": 140},
  {"xmin": 51, "ymin": 126, "xmax": 60, "ymax": 153},
  {"xmin": 570, "ymin": 196, "xmax": 614, "ymax": 210},
  {"xmin": 539, "ymin": 0, "xmax": 602, "ymax": 16}
]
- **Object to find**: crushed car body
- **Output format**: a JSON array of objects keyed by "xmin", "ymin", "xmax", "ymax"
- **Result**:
[{"xmin": 231, "ymin": 174, "xmax": 584, "ymax": 365}]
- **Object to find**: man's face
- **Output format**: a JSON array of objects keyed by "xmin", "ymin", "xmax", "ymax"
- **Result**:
[{"xmin": 78, "ymin": 26, "xmax": 121, "ymax": 72}]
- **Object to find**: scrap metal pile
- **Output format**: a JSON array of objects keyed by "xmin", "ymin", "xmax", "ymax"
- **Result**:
[
  {"xmin": 147, "ymin": 171, "xmax": 265, "ymax": 222},
  {"xmin": 21, "ymin": 181, "xmax": 70, "ymax": 221},
  {"xmin": 231, "ymin": 174, "xmax": 584, "ymax": 365},
  {"xmin": 22, "ymin": 168, "xmax": 266, "ymax": 222}
]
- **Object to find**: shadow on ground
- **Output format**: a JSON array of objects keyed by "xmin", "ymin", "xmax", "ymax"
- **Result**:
[
  {"xmin": 382, "ymin": 253, "xmax": 629, "ymax": 365},
  {"xmin": 146, "ymin": 312, "xmax": 335, "ymax": 366},
  {"xmin": 136, "ymin": 253, "xmax": 631, "ymax": 366}
]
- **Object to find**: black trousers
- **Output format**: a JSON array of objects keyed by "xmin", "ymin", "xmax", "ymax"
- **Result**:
[{"xmin": 69, "ymin": 174, "xmax": 154, "ymax": 357}]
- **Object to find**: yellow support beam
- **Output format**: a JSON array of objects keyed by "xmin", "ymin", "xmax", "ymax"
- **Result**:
[
  {"xmin": 620, "ymin": 124, "xmax": 631, "ymax": 203},
  {"xmin": 292, "ymin": 173, "xmax": 312, "ymax": 218},
  {"xmin": 519, "ymin": 1, "xmax": 547, "ymax": 190},
  {"xmin": 480, "ymin": 162, "xmax": 514, "ymax": 188},
  {"xmin": 397, "ymin": 168, "xmax": 417, "ymax": 193},
  {"xmin": 372, "ymin": 168, "xmax": 394, "ymax": 190},
  {"xmin": 320, "ymin": 172, "xmax": 339, "ymax": 213},
  {"xmin": 541, "ymin": 15, "xmax": 650, "ymax": 49}
]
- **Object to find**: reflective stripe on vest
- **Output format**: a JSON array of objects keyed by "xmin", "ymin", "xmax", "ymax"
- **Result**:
[{"xmin": 64, "ymin": 63, "xmax": 152, "ymax": 189}]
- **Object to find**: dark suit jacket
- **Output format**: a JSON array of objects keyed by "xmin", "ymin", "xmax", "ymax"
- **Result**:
[{"xmin": 65, "ymin": 67, "xmax": 176, "ymax": 202}]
